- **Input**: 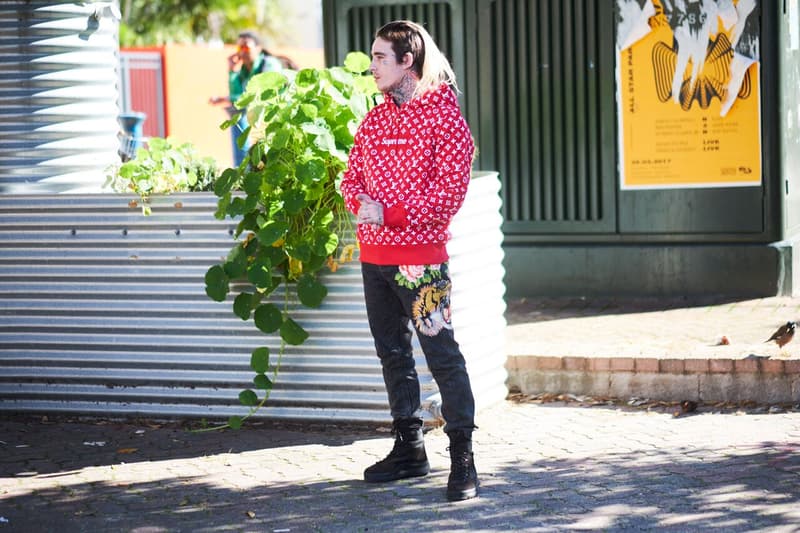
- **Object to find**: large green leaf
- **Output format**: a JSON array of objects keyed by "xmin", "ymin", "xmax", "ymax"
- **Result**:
[
  {"xmin": 247, "ymin": 256, "xmax": 273, "ymax": 289},
  {"xmin": 312, "ymin": 229, "xmax": 338, "ymax": 256},
  {"xmin": 280, "ymin": 317, "xmax": 309, "ymax": 345},
  {"xmin": 214, "ymin": 168, "xmax": 238, "ymax": 196},
  {"xmin": 297, "ymin": 274, "xmax": 327, "ymax": 308},
  {"xmin": 297, "ymin": 103, "xmax": 318, "ymax": 121},
  {"xmin": 239, "ymin": 389, "xmax": 258, "ymax": 406},
  {"xmin": 214, "ymin": 192, "xmax": 231, "ymax": 220},
  {"xmin": 204, "ymin": 265, "xmax": 229, "ymax": 302},
  {"xmin": 233, "ymin": 292, "xmax": 253, "ymax": 320},
  {"xmin": 344, "ymin": 51, "xmax": 371, "ymax": 73},
  {"xmin": 256, "ymin": 220, "xmax": 289, "ymax": 246},
  {"xmin": 263, "ymin": 162, "xmax": 290, "ymax": 187},
  {"xmin": 223, "ymin": 244, "xmax": 248, "ymax": 278},
  {"xmin": 333, "ymin": 124, "xmax": 354, "ymax": 149},
  {"xmin": 253, "ymin": 374, "xmax": 273, "ymax": 391},
  {"xmin": 235, "ymin": 126, "xmax": 251, "ymax": 149},
  {"xmin": 247, "ymin": 71, "xmax": 288, "ymax": 95},
  {"xmin": 295, "ymin": 68, "xmax": 320, "ymax": 88},
  {"xmin": 242, "ymin": 171, "xmax": 263, "ymax": 195},
  {"xmin": 250, "ymin": 347, "xmax": 270, "ymax": 373},
  {"xmin": 254, "ymin": 303, "xmax": 282, "ymax": 333},
  {"xmin": 282, "ymin": 189, "xmax": 307, "ymax": 214},
  {"xmin": 296, "ymin": 158, "xmax": 325, "ymax": 186},
  {"xmin": 286, "ymin": 241, "xmax": 312, "ymax": 262}
]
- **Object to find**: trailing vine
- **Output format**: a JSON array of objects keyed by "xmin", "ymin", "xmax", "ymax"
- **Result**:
[{"xmin": 203, "ymin": 52, "xmax": 378, "ymax": 430}]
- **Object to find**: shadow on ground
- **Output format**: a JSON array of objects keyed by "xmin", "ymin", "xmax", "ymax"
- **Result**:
[
  {"xmin": 2, "ymin": 424, "xmax": 798, "ymax": 532},
  {"xmin": 503, "ymin": 296, "xmax": 759, "ymax": 326},
  {"xmin": 0, "ymin": 416, "xmax": 382, "ymax": 476}
]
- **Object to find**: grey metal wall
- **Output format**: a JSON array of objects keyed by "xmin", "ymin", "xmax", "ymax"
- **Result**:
[
  {"xmin": 324, "ymin": 0, "xmax": 786, "ymax": 297},
  {"xmin": 0, "ymin": 1, "xmax": 120, "ymax": 194},
  {"xmin": 0, "ymin": 173, "xmax": 506, "ymax": 423},
  {"xmin": 473, "ymin": 0, "xmax": 617, "ymax": 234}
]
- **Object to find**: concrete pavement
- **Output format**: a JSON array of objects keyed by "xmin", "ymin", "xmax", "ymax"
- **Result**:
[{"xmin": 506, "ymin": 296, "xmax": 800, "ymax": 404}]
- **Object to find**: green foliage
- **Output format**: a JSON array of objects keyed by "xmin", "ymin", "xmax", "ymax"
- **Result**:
[
  {"xmin": 105, "ymin": 137, "xmax": 217, "ymax": 215},
  {"xmin": 119, "ymin": 0, "xmax": 295, "ymax": 47},
  {"xmin": 202, "ymin": 51, "xmax": 378, "ymax": 430}
]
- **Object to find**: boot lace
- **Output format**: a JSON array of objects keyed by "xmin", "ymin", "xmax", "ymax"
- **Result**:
[{"xmin": 448, "ymin": 446, "xmax": 472, "ymax": 482}]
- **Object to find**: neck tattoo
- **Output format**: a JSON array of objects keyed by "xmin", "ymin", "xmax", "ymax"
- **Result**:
[{"xmin": 390, "ymin": 74, "xmax": 417, "ymax": 106}]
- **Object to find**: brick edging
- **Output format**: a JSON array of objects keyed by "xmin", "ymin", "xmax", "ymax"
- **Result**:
[{"xmin": 506, "ymin": 355, "xmax": 800, "ymax": 375}]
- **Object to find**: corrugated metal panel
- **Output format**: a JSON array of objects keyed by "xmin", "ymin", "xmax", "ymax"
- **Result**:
[
  {"xmin": 0, "ymin": 172, "xmax": 506, "ymax": 423},
  {"xmin": 343, "ymin": 1, "xmax": 455, "ymax": 64},
  {"xmin": 0, "ymin": 1, "xmax": 120, "ymax": 194},
  {"xmin": 327, "ymin": 0, "xmax": 469, "ymax": 122},
  {"xmin": 475, "ymin": 0, "xmax": 617, "ymax": 234},
  {"xmin": 118, "ymin": 50, "xmax": 166, "ymax": 138}
]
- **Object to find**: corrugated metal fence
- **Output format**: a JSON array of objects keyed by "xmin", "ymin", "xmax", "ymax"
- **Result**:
[
  {"xmin": 0, "ymin": 172, "xmax": 506, "ymax": 424},
  {"xmin": 0, "ymin": 1, "xmax": 120, "ymax": 194}
]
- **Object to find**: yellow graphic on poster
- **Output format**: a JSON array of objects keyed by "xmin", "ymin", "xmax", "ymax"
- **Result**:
[{"xmin": 616, "ymin": 0, "xmax": 761, "ymax": 189}]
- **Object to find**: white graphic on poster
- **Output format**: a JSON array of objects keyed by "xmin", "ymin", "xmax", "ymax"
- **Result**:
[{"xmin": 617, "ymin": 0, "xmax": 656, "ymax": 51}]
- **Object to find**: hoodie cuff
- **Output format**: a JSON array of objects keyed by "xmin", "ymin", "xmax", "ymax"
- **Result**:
[{"xmin": 383, "ymin": 204, "xmax": 408, "ymax": 228}]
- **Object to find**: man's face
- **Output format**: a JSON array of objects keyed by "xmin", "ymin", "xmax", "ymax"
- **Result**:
[
  {"xmin": 370, "ymin": 37, "xmax": 408, "ymax": 93},
  {"xmin": 236, "ymin": 37, "xmax": 259, "ymax": 66}
]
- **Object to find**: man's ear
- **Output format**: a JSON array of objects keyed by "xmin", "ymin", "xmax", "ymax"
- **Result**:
[{"xmin": 400, "ymin": 51, "xmax": 414, "ymax": 70}]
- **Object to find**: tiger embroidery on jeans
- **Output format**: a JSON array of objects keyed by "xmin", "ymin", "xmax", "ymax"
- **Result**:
[{"xmin": 412, "ymin": 279, "xmax": 453, "ymax": 336}]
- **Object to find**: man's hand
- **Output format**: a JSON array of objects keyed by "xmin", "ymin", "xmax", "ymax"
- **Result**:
[
  {"xmin": 227, "ymin": 52, "xmax": 241, "ymax": 72},
  {"xmin": 356, "ymin": 194, "xmax": 384, "ymax": 226}
]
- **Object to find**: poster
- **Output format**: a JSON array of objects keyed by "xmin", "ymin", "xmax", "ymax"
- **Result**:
[{"xmin": 616, "ymin": 0, "xmax": 762, "ymax": 189}]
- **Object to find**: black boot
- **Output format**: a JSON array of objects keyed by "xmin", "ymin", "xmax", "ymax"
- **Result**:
[
  {"xmin": 364, "ymin": 418, "xmax": 430, "ymax": 483},
  {"xmin": 446, "ymin": 430, "xmax": 478, "ymax": 501}
]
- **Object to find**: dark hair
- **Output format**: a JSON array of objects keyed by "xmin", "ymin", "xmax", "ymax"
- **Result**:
[
  {"xmin": 374, "ymin": 20, "xmax": 458, "ymax": 95},
  {"xmin": 238, "ymin": 30, "xmax": 298, "ymax": 70},
  {"xmin": 237, "ymin": 30, "xmax": 261, "ymax": 46},
  {"xmin": 374, "ymin": 20, "xmax": 425, "ymax": 78}
]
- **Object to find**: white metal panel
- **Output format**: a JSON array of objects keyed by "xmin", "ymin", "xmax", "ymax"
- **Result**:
[
  {"xmin": 0, "ymin": 172, "xmax": 506, "ymax": 423},
  {"xmin": 0, "ymin": 1, "xmax": 120, "ymax": 193}
]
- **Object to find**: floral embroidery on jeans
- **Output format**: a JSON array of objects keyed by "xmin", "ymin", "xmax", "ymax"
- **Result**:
[
  {"xmin": 412, "ymin": 279, "xmax": 453, "ymax": 336},
  {"xmin": 394, "ymin": 263, "xmax": 442, "ymax": 290}
]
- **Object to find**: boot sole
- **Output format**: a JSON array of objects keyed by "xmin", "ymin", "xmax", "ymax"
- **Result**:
[
  {"xmin": 363, "ymin": 462, "xmax": 430, "ymax": 483},
  {"xmin": 446, "ymin": 480, "xmax": 479, "ymax": 501},
  {"xmin": 446, "ymin": 486, "xmax": 478, "ymax": 501}
]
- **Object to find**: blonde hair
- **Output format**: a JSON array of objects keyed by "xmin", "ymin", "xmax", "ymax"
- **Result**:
[{"xmin": 374, "ymin": 20, "xmax": 459, "ymax": 97}]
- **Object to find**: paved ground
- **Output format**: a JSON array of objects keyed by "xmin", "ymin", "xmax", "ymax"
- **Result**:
[
  {"xmin": 505, "ymin": 296, "xmax": 800, "ymax": 360},
  {"xmin": 3, "ymin": 296, "xmax": 800, "ymax": 532},
  {"xmin": 2, "ymin": 400, "xmax": 800, "ymax": 532}
]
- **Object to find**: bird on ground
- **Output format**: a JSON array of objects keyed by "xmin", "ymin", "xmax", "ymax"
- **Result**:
[{"xmin": 765, "ymin": 321, "xmax": 796, "ymax": 348}]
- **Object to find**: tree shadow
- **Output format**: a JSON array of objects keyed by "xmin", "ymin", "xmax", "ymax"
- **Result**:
[
  {"xmin": 2, "ymin": 422, "xmax": 798, "ymax": 532},
  {"xmin": 504, "ymin": 295, "xmax": 759, "ymax": 326},
  {"xmin": 0, "ymin": 416, "xmax": 383, "ymax": 476}
]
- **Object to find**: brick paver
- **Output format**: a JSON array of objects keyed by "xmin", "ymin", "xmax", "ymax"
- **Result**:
[
  {"xmin": 3, "ymin": 296, "xmax": 800, "ymax": 532},
  {"xmin": 2, "ymin": 400, "xmax": 800, "ymax": 532}
]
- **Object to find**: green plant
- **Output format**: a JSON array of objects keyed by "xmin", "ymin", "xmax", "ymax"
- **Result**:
[
  {"xmin": 105, "ymin": 137, "xmax": 218, "ymax": 214},
  {"xmin": 203, "ymin": 51, "xmax": 378, "ymax": 430}
]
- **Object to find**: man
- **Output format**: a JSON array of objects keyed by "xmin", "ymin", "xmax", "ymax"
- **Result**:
[
  {"xmin": 209, "ymin": 31, "xmax": 283, "ymax": 167},
  {"xmin": 339, "ymin": 20, "xmax": 478, "ymax": 502}
]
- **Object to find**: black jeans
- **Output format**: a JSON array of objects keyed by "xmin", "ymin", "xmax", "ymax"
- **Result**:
[{"xmin": 361, "ymin": 262, "xmax": 475, "ymax": 435}]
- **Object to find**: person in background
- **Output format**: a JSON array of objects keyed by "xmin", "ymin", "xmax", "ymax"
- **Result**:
[
  {"xmin": 339, "ymin": 20, "xmax": 479, "ymax": 502},
  {"xmin": 209, "ymin": 30, "xmax": 284, "ymax": 167}
]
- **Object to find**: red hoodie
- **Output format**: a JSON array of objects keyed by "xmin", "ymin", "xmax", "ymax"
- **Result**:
[{"xmin": 340, "ymin": 83, "xmax": 475, "ymax": 265}]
